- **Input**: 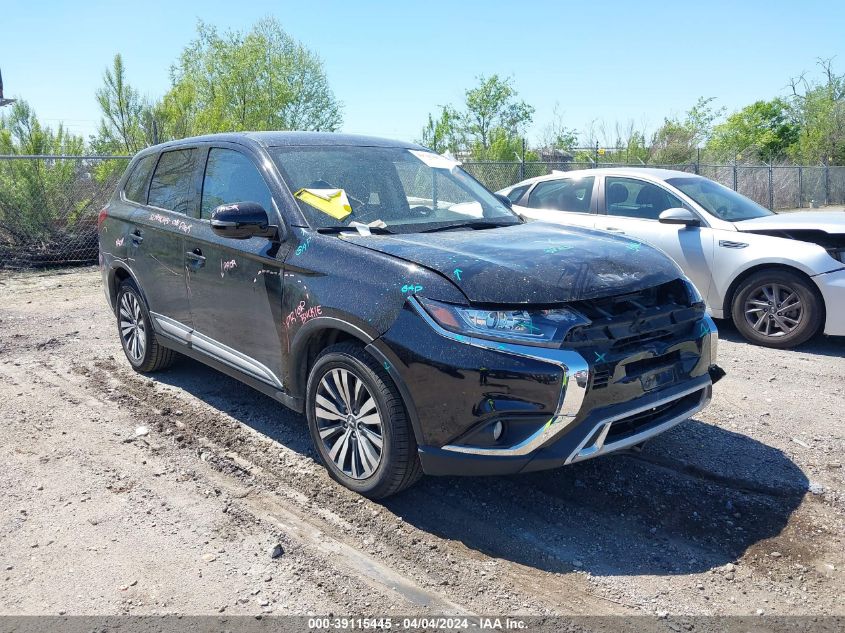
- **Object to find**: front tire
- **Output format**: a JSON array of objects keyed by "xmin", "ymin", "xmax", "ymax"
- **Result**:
[
  {"xmin": 306, "ymin": 343, "xmax": 422, "ymax": 498},
  {"xmin": 115, "ymin": 280, "xmax": 176, "ymax": 372},
  {"xmin": 730, "ymin": 270, "xmax": 822, "ymax": 348}
]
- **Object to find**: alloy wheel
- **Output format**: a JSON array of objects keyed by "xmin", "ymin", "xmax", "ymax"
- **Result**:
[
  {"xmin": 315, "ymin": 368, "xmax": 384, "ymax": 479},
  {"xmin": 743, "ymin": 283, "xmax": 804, "ymax": 338},
  {"xmin": 119, "ymin": 291, "xmax": 147, "ymax": 363}
]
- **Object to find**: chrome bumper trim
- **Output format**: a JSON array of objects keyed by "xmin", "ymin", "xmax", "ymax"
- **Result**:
[
  {"xmin": 406, "ymin": 296, "xmax": 590, "ymax": 457},
  {"xmin": 565, "ymin": 383, "xmax": 712, "ymax": 465}
]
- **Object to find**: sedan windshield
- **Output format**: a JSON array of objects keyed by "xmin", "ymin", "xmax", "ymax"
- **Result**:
[
  {"xmin": 666, "ymin": 176, "xmax": 774, "ymax": 222},
  {"xmin": 270, "ymin": 146, "xmax": 520, "ymax": 232}
]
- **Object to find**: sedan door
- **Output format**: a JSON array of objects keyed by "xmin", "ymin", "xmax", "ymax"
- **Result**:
[
  {"xmin": 515, "ymin": 175, "xmax": 598, "ymax": 230},
  {"xmin": 182, "ymin": 145, "xmax": 288, "ymax": 391},
  {"xmin": 594, "ymin": 176, "xmax": 715, "ymax": 299}
]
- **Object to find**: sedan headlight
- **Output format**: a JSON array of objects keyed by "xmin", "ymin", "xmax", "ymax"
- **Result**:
[{"xmin": 419, "ymin": 298, "xmax": 590, "ymax": 347}]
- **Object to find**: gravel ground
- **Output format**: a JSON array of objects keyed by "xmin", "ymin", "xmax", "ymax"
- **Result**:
[{"xmin": 0, "ymin": 267, "xmax": 843, "ymax": 617}]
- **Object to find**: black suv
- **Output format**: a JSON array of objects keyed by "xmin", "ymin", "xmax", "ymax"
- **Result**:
[{"xmin": 99, "ymin": 132, "xmax": 723, "ymax": 498}]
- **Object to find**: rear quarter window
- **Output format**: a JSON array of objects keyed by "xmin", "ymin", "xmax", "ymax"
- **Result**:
[{"xmin": 123, "ymin": 154, "xmax": 156, "ymax": 204}]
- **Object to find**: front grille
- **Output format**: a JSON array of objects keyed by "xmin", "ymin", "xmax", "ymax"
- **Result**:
[
  {"xmin": 604, "ymin": 390, "xmax": 702, "ymax": 443},
  {"xmin": 564, "ymin": 278, "xmax": 701, "ymax": 351}
]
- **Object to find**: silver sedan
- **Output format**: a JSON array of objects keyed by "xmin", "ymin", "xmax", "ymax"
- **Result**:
[{"xmin": 499, "ymin": 168, "xmax": 845, "ymax": 348}]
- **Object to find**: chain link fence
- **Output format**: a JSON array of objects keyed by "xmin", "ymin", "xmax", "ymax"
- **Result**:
[
  {"xmin": 1, "ymin": 154, "xmax": 844, "ymax": 269},
  {"xmin": 463, "ymin": 160, "xmax": 845, "ymax": 212},
  {"xmin": 0, "ymin": 155, "xmax": 129, "ymax": 269}
]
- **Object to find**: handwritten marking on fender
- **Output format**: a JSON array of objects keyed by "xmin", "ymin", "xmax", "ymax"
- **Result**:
[
  {"xmin": 220, "ymin": 258, "xmax": 237, "ymax": 278},
  {"xmin": 401, "ymin": 284, "xmax": 424, "ymax": 294},
  {"xmin": 285, "ymin": 301, "xmax": 323, "ymax": 329},
  {"xmin": 544, "ymin": 245, "xmax": 573, "ymax": 254},
  {"xmin": 115, "ymin": 237, "xmax": 125, "ymax": 247},
  {"xmin": 253, "ymin": 269, "xmax": 281, "ymax": 283},
  {"xmin": 295, "ymin": 236, "xmax": 313, "ymax": 256},
  {"xmin": 149, "ymin": 213, "xmax": 191, "ymax": 234}
]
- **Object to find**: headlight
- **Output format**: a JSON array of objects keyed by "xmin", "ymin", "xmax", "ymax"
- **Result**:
[{"xmin": 419, "ymin": 298, "xmax": 590, "ymax": 347}]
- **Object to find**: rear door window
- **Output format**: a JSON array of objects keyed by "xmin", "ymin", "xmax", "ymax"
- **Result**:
[
  {"xmin": 148, "ymin": 149, "xmax": 197, "ymax": 214},
  {"xmin": 527, "ymin": 177, "xmax": 594, "ymax": 212},
  {"xmin": 123, "ymin": 154, "xmax": 156, "ymax": 204},
  {"xmin": 200, "ymin": 148, "xmax": 274, "ymax": 219}
]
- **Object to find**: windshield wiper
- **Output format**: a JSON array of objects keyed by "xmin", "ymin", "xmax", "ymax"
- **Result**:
[
  {"xmin": 419, "ymin": 220, "xmax": 520, "ymax": 233},
  {"xmin": 317, "ymin": 225, "xmax": 395, "ymax": 235}
]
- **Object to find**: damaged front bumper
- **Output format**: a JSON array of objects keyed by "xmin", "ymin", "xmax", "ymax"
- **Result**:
[
  {"xmin": 815, "ymin": 267, "xmax": 845, "ymax": 336},
  {"xmin": 369, "ymin": 297, "xmax": 722, "ymax": 477}
]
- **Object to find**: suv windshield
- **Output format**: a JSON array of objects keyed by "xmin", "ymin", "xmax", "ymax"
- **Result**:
[
  {"xmin": 270, "ymin": 146, "xmax": 520, "ymax": 232},
  {"xmin": 666, "ymin": 176, "xmax": 774, "ymax": 222}
]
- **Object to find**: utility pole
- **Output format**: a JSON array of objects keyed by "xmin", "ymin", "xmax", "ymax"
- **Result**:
[{"xmin": 0, "ymin": 68, "xmax": 17, "ymax": 107}]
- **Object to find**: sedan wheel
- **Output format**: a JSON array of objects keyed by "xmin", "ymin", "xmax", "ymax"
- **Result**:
[
  {"xmin": 742, "ymin": 282, "xmax": 804, "ymax": 338},
  {"xmin": 731, "ymin": 270, "xmax": 822, "ymax": 349},
  {"xmin": 315, "ymin": 368, "xmax": 384, "ymax": 479}
]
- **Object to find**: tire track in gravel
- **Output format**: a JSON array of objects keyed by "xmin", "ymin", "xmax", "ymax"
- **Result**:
[
  {"xmin": 70, "ymin": 353, "xmax": 621, "ymax": 615},
  {"xmin": 24, "ymin": 355, "xmax": 470, "ymax": 615}
]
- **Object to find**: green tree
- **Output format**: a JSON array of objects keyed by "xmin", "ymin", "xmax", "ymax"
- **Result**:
[
  {"xmin": 418, "ymin": 75, "xmax": 533, "ymax": 160},
  {"xmin": 92, "ymin": 54, "xmax": 151, "ymax": 155},
  {"xmin": 420, "ymin": 105, "xmax": 464, "ymax": 154},
  {"xmin": 707, "ymin": 99, "xmax": 798, "ymax": 162},
  {"xmin": 650, "ymin": 97, "xmax": 723, "ymax": 164},
  {"xmin": 464, "ymin": 75, "xmax": 534, "ymax": 156},
  {"xmin": 162, "ymin": 18, "xmax": 342, "ymax": 136},
  {"xmin": 788, "ymin": 58, "xmax": 845, "ymax": 165},
  {"xmin": 0, "ymin": 101, "xmax": 94, "ymax": 253}
]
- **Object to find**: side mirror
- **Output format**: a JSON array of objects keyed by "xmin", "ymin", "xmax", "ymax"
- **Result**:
[
  {"xmin": 659, "ymin": 208, "xmax": 701, "ymax": 227},
  {"xmin": 211, "ymin": 202, "xmax": 278, "ymax": 240},
  {"xmin": 494, "ymin": 193, "xmax": 513, "ymax": 209}
]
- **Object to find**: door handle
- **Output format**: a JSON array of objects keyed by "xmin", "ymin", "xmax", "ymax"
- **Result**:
[
  {"xmin": 186, "ymin": 248, "xmax": 206, "ymax": 269},
  {"xmin": 130, "ymin": 229, "xmax": 144, "ymax": 244}
]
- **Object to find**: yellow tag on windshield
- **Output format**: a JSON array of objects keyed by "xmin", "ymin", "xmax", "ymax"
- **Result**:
[{"xmin": 294, "ymin": 188, "xmax": 353, "ymax": 220}]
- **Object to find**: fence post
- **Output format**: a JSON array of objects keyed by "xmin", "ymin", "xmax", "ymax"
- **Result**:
[
  {"xmin": 695, "ymin": 148, "xmax": 700, "ymax": 175},
  {"xmin": 767, "ymin": 163, "xmax": 774, "ymax": 210},
  {"xmin": 797, "ymin": 166, "xmax": 803, "ymax": 208},
  {"xmin": 824, "ymin": 160, "xmax": 830, "ymax": 206},
  {"xmin": 520, "ymin": 138, "xmax": 525, "ymax": 181},
  {"xmin": 594, "ymin": 142, "xmax": 599, "ymax": 169},
  {"xmin": 732, "ymin": 158, "xmax": 738, "ymax": 191}
]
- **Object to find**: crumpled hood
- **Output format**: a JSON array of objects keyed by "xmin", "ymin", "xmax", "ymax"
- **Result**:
[
  {"xmin": 735, "ymin": 211, "xmax": 845, "ymax": 235},
  {"xmin": 342, "ymin": 222, "xmax": 682, "ymax": 304}
]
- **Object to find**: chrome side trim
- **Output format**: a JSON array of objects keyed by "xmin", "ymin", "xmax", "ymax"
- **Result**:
[
  {"xmin": 406, "ymin": 296, "xmax": 589, "ymax": 457},
  {"xmin": 152, "ymin": 313, "xmax": 191, "ymax": 343},
  {"xmin": 565, "ymin": 384, "xmax": 711, "ymax": 465},
  {"xmin": 150, "ymin": 312, "xmax": 284, "ymax": 390}
]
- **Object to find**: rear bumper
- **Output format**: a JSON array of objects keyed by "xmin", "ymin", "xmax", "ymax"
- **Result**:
[{"xmin": 815, "ymin": 267, "xmax": 845, "ymax": 336}]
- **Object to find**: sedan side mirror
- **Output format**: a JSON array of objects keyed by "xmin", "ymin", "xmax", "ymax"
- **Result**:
[
  {"xmin": 211, "ymin": 202, "xmax": 278, "ymax": 240},
  {"xmin": 494, "ymin": 193, "xmax": 513, "ymax": 209},
  {"xmin": 659, "ymin": 208, "xmax": 701, "ymax": 227}
]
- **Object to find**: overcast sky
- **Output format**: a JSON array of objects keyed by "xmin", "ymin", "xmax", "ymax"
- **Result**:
[{"xmin": 2, "ymin": 0, "xmax": 844, "ymax": 146}]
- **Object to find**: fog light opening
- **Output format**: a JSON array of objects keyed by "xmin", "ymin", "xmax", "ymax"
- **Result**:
[{"xmin": 492, "ymin": 421, "xmax": 504, "ymax": 441}]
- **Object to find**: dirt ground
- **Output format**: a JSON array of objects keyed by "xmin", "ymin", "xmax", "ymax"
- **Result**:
[{"xmin": 0, "ymin": 266, "xmax": 843, "ymax": 617}]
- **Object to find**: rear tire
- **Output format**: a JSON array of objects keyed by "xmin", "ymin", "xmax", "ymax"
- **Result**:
[
  {"xmin": 306, "ymin": 342, "xmax": 422, "ymax": 498},
  {"xmin": 115, "ymin": 280, "xmax": 176, "ymax": 372},
  {"xmin": 730, "ymin": 269, "xmax": 822, "ymax": 349}
]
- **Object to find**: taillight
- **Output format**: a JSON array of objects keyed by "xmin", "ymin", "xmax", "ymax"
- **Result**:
[{"xmin": 97, "ymin": 207, "xmax": 109, "ymax": 232}]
